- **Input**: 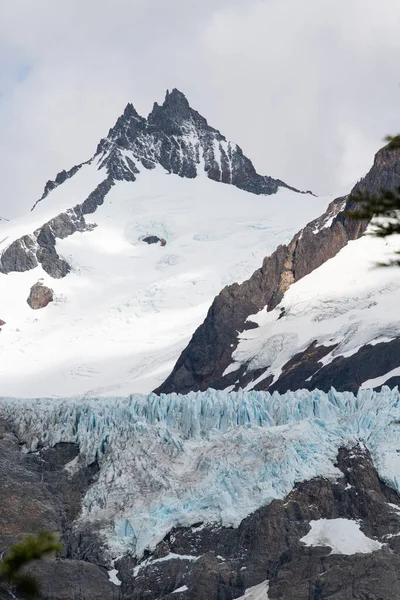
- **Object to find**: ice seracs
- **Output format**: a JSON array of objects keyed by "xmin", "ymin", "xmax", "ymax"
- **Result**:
[{"xmin": 1, "ymin": 386, "xmax": 400, "ymax": 558}]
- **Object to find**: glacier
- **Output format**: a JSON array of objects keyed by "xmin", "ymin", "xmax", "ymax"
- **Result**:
[{"xmin": 1, "ymin": 387, "xmax": 400, "ymax": 559}]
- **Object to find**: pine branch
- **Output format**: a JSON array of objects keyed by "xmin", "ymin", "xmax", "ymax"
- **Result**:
[{"xmin": 0, "ymin": 532, "xmax": 62, "ymax": 599}]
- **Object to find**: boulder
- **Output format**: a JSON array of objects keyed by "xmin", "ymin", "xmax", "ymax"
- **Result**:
[
  {"xmin": 142, "ymin": 235, "xmax": 167, "ymax": 246},
  {"xmin": 27, "ymin": 282, "xmax": 54, "ymax": 310}
]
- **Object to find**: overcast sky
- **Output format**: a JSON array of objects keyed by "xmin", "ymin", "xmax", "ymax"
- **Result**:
[{"xmin": 1, "ymin": 0, "xmax": 400, "ymax": 218}]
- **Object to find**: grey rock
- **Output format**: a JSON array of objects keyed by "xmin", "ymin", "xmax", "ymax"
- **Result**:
[
  {"xmin": 31, "ymin": 162, "xmax": 89, "ymax": 211},
  {"xmin": 0, "ymin": 423, "xmax": 117, "ymax": 600},
  {"xmin": 0, "ymin": 235, "xmax": 38, "ymax": 273},
  {"xmin": 97, "ymin": 88, "xmax": 300, "ymax": 196},
  {"xmin": 0, "ymin": 177, "xmax": 114, "ymax": 279},
  {"xmin": 142, "ymin": 235, "xmax": 165, "ymax": 245},
  {"xmin": 266, "ymin": 336, "xmax": 400, "ymax": 394}
]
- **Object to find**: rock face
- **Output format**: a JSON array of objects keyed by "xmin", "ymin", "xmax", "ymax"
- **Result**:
[
  {"xmin": 0, "ymin": 178, "xmax": 113, "ymax": 278},
  {"xmin": 96, "ymin": 88, "xmax": 299, "ymax": 195},
  {"xmin": 266, "ymin": 337, "xmax": 400, "ymax": 394},
  {"xmin": 2, "ymin": 422, "xmax": 400, "ymax": 600},
  {"xmin": 156, "ymin": 146, "xmax": 400, "ymax": 395},
  {"xmin": 27, "ymin": 282, "xmax": 54, "ymax": 310},
  {"xmin": 0, "ymin": 422, "xmax": 119, "ymax": 600}
]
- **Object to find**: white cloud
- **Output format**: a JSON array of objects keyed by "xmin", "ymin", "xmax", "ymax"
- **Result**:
[{"xmin": 0, "ymin": 0, "xmax": 399, "ymax": 217}]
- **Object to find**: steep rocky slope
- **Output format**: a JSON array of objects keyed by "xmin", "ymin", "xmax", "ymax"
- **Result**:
[{"xmin": 157, "ymin": 145, "xmax": 400, "ymax": 395}]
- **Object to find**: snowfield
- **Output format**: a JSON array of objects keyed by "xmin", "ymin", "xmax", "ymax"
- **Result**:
[
  {"xmin": 236, "ymin": 582, "xmax": 270, "ymax": 599},
  {"xmin": 226, "ymin": 232, "xmax": 400, "ymax": 390},
  {"xmin": 0, "ymin": 164, "xmax": 328, "ymax": 397},
  {"xmin": 1, "ymin": 386, "xmax": 400, "ymax": 559},
  {"xmin": 300, "ymin": 519, "xmax": 383, "ymax": 555}
]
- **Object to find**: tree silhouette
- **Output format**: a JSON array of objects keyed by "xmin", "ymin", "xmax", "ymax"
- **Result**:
[
  {"xmin": 347, "ymin": 134, "xmax": 400, "ymax": 265},
  {"xmin": 0, "ymin": 532, "xmax": 62, "ymax": 599}
]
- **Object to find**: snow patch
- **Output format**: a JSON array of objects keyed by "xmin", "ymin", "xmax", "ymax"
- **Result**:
[
  {"xmin": 133, "ymin": 553, "xmax": 200, "ymax": 577},
  {"xmin": 236, "ymin": 581, "xmax": 269, "ymax": 599},
  {"xmin": 361, "ymin": 367, "xmax": 400, "ymax": 390},
  {"xmin": 172, "ymin": 585, "xmax": 189, "ymax": 594},
  {"xmin": 300, "ymin": 519, "xmax": 383, "ymax": 554},
  {"xmin": 108, "ymin": 569, "xmax": 121, "ymax": 586}
]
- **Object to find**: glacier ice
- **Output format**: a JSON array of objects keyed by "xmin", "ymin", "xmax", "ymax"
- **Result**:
[{"xmin": 1, "ymin": 387, "xmax": 400, "ymax": 558}]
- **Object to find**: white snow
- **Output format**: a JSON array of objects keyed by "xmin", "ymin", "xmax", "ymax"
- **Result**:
[
  {"xmin": 172, "ymin": 585, "xmax": 189, "ymax": 594},
  {"xmin": 1, "ymin": 387, "xmax": 400, "ymax": 559},
  {"xmin": 108, "ymin": 569, "xmax": 121, "ymax": 586},
  {"xmin": 0, "ymin": 162, "xmax": 104, "ymax": 252},
  {"xmin": 133, "ymin": 553, "xmax": 199, "ymax": 577},
  {"xmin": 300, "ymin": 518, "xmax": 383, "ymax": 554},
  {"xmin": 0, "ymin": 164, "xmax": 328, "ymax": 397},
  {"xmin": 227, "ymin": 233, "xmax": 400, "ymax": 387},
  {"xmin": 361, "ymin": 366, "xmax": 400, "ymax": 390},
  {"xmin": 235, "ymin": 581, "xmax": 269, "ymax": 599}
]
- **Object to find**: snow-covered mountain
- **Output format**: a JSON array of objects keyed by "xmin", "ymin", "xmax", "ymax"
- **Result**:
[
  {"xmin": 0, "ymin": 89, "xmax": 327, "ymax": 397},
  {"xmin": 1, "ymin": 93, "xmax": 400, "ymax": 600},
  {"xmin": 159, "ymin": 144, "xmax": 400, "ymax": 396}
]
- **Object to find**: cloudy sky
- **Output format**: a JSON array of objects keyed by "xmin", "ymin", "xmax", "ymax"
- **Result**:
[{"xmin": 0, "ymin": 0, "xmax": 399, "ymax": 218}]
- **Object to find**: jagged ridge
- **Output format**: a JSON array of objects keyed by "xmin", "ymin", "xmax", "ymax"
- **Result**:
[{"xmin": 0, "ymin": 89, "xmax": 299, "ymax": 279}]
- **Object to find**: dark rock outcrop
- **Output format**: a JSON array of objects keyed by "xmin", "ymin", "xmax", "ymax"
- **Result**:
[
  {"xmin": 0, "ymin": 423, "xmax": 117, "ymax": 600},
  {"xmin": 97, "ymin": 88, "xmax": 299, "ymax": 196},
  {"xmin": 0, "ymin": 178, "xmax": 114, "ymax": 278},
  {"xmin": 264, "ymin": 336, "xmax": 400, "ymax": 394},
  {"xmin": 156, "ymin": 146, "xmax": 400, "ymax": 395},
  {"xmin": 27, "ymin": 282, "xmax": 54, "ymax": 310},
  {"xmin": 142, "ymin": 235, "xmax": 163, "ymax": 245},
  {"xmin": 31, "ymin": 162, "xmax": 89, "ymax": 211}
]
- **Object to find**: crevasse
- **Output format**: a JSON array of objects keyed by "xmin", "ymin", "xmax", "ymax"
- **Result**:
[{"xmin": 1, "ymin": 387, "xmax": 400, "ymax": 558}]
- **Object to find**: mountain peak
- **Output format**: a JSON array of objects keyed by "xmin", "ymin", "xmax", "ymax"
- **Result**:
[
  {"xmin": 147, "ymin": 88, "xmax": 198, "ymax": 134},
  {"xmin": 163, "ymin": 87, "xmax": 190, "ymax": 111},
  {"xmin": 123, "ymin": 102, "xmax": 140, "ymax": 119}
]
